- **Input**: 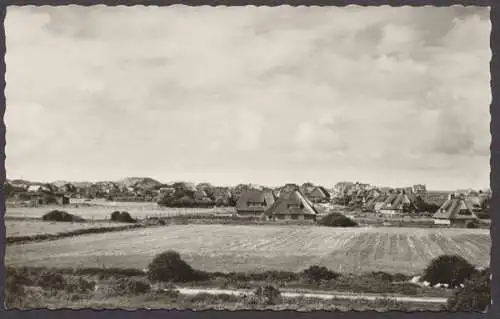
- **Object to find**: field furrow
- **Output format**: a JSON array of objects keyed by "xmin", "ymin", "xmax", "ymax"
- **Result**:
[{"xmin": 5, "ymin": 224, "xmax": 490, "ymax": 275}]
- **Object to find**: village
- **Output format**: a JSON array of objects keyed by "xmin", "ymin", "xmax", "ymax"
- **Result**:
[{"xmin": 4, "ymin": 177, "xmax": 491, "ymax": 228}]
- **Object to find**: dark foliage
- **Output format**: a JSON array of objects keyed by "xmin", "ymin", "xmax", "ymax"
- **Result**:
[
  {"xmin": 147, "ymin": 250, "xmax": 206, "ymax": 283},
  {"xmin": 414, "ymin": 196, "xmax": 440, "ymax": 214},
  {"xmin": 42, "ymin": 210, "xmax": 85, "ymax": 222},
  {"xmin": 446, "ymin": 268, "xmax": 490, "ymax": 312},
  {"xmin": 318, "ymin": 212, "xmax": 358, "ymax": 227},
  {"xmin": 466, "ymin": 220, "xmax": 479, "ymax": 229},
  {"xmin": 301, "ymin": 265, "xmax": 340, "ymax": 282},
  {"xmin": 63, "ymin": 277, "xmax": 95, "ymax": 293},
  {"xmin": 110, "ymin": 211, "xmax": 136, "ymax": 223},
  {"xmin": 254, "ymin": 285, "xmax": 281, "ymax": 305},
  {"xmin": 422, "ymin": 255, "xmax": 477, "ymax": 288},
  {"xmin": 35, "ymin": 270, "xmax": 66, "ymax": 290},
  {"xmin": 110, "ymin": 277, "xmax": 151, "ymax": 296}
]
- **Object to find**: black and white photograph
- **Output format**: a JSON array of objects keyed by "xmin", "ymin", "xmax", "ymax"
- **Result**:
[{"xmin": 3, "ymin": 5, "xmax": 492, "ymax": 312}]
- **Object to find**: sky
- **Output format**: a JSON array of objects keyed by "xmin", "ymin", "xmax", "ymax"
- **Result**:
[{"xmin": 5, "ymin": 5, "xmax": 491, "ymax": 190}]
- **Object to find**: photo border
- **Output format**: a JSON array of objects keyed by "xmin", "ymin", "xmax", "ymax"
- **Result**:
[{"xmin": 0, "ymin": 1, "xmax": 497, "ymax": 318}]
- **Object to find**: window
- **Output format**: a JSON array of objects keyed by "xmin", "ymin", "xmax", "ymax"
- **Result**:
[
  {"xmin": 248, "ymin": 201, "xmax": 264, "ymax": 207},
  {"xmin": 291, "ymin": 215, "xmax": 298, "ymax": 220}
]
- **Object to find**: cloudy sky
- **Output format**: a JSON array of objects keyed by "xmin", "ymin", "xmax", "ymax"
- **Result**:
[{"xmin": 5, "ymin": 5, "xmax": 491, "ymax": 189}]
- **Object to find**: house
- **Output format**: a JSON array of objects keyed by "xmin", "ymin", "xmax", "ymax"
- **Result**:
[
  {"xmin": 281, "ymin": 183, "xmax": 300, "ymax": 194},
  {"xmin": 27, "ymin": 185, "xmax": 42, "ymax": 193},
  {"xmin": 379, "ymin": 191, "xmax": 416, "ymax": 215},
  {"xmin": 236, "ymin": 190, "xmax": 276, "ymax": 216},
  {"xmin": 363, "ymin": 193, "xmax": 386, "ymax": 212},
  {"xmin": 421, "ymin": 191, "xmax": 450, "ymax": 207},
  {"xmin": 55, "ymin": 194, "xmax": 70, "ymax": 205},
  {"xmin": 305, "ymin": 186, "xmax": 331, "ymax": 204},
  {"xmin": 433, "ymin": 194, "xmax": 479, "ymax": 227},
  {"xmin": 413, "ymin": 184, "xmax": 427, "ymax": 194},
  {"xmin": 265, "ymin": 190, "xmax": 318, "ymax": 222}
]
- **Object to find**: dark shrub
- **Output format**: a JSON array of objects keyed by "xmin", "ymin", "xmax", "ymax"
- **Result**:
[
  {"xmin": 254, "ymin": 285, "xmax": 281, "ymax": 305},
  {"xmin": 110, "ymin": 211, "xmax": 136, "ymax": 223},
  {"xmin": 301, "ymin": 265, "xmax": 340, "ymax": 282},
  {"xmin": 466, "ymin": 221, "xmax": 479, "ymax": 229},
  {"xmin": 111, "ymin": 277, "xmax": 151, "ymax": 296},
  {"xmin": 42, "ymin": 210, "xmax": 85, "ymax": 222},
  {"xmin": 64, "ymin": 277, "xmax": 95, "ymax": 293},
  {"xmin": 319, "ymin": 213, "xmax": 358, "ymax": 227},
  {"xmin": 447, "ymin": 268, "xmax": 490, "ymax": 312},
  {"xmin": 147, "ymin": 250, "xmax": 202, "ymax": 283},
  {"xmin": 422, "ymin": 255, "xmax": 477, "ymax": 288},
  {"xmin": 111, "ymin": 211, "xmax": 121, "ymax": 221},
  {"xmin": 35, "ymin": 270, "xmax": 66, "ymax": 290},
  {"xmin": 5, "ymin": 268, "xmax": 28, "ymax": 306}
]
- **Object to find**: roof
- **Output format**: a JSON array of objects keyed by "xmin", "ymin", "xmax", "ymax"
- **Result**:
[
  {"xmin": 433, "ymin": 197, "xmax": 479, "ymax": 220},
  {"xmin": 380, "ymin": 193, "xmax": 413, "ymax": 211},
  {"xmin": 266, "ymin": 190, "xmax": 318, "ymax": 216},
  {"xmin": 236, "ymin": 190, "xmax": 276, "ymax": 212},
  {"xmin": 307, "ymin": 186, "xmax": 330, "ymax": 199},
  {"xmin": 365, "ymin": 194, "xmax": 388, "ymax": 210},
  {"xmin": 420, "ymin": 192, "xmax": 450, "ymax": 207}
]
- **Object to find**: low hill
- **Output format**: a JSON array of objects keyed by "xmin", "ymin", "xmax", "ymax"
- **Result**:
[{"xmin": 118, "ymin": 177, "xmax": 162, "ymax": 189}]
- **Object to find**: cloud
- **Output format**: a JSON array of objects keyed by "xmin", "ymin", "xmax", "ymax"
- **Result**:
[{"xmin": 4, "ymin": 6, "xmax": 491, "ymax": 189}]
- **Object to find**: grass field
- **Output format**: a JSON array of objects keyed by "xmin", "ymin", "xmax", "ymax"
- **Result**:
[
  {"xmin": 5, "ymin": 220, "xmax": 132, "ymax": 238},
  {"xmin": 5, "ymin": 225, "xmax": 490, "ymax": 275},
  {"xmin": 5, "ymin": 204, "xmax": 236, "ymax": 220}
]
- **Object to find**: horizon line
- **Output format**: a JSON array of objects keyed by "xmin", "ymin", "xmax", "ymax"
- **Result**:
[{"xmin": 6, "ymin": 175, "xmax": 490, "ymax": 192}]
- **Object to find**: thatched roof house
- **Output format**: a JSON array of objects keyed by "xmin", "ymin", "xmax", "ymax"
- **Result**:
[
  {"xmin": 305, "ymin": 186, "xmax": 331, "ymax": 203},
  {"xmin": 236, "ymin": 190, "xmax": 276, "ymax": 216},
  {"xmin": 433, "ymin": 194, "xmax": 479, "ymax": 226},
  {"xmin": 364, "ymin": 194, "xmax": 388, "ymax": 212},
  {"xmin": 265, "ymin": 190, "xmax": 318, "ymax": 221},
  {"xmin": 379, "ymin": 191, "xmax": 416, "ymax": 214}
]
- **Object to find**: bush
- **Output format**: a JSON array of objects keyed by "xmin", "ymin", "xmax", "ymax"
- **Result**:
[
  {"xmin": 35, "ymin": 270, "xmax": 66, "ymax": 290},
  {"xmin": 466, "ymin": 220, "xmax": 479, "ymax": 229},
  {"xmin": 110, "ymin": 277, "xmax": 151, "ymax": 296},
  {"xmin": 42, "ymin": 210, "xmax": 85, "ymax": 222},
  {"xmin": 318, "ymin": 213, "xmax": 358, "ymax": 227},
  {"xmin": 301, "ymin": 265, "xmax": 340, "ymax": 282},
  {"xmin": 254, "ymin": 285, "xmax": 281, "ymax": 305},
  {"xmin": 447, "ymin": 269, "xmax": 490, "ymax": 312},
  {"xmin": 64, "ymin": 277, "xmax": 95, "ymax": 293},
  {"xmin": 110, "ymin": 211, "xmax": 136, "ymax": 223},
  {"xmin": 422, "ymin": 255, "xmax": 477, "ymax": 288},
  {"xmin": 5, "ymin": 269, "xmax": 28, "ymax": 307},
  {"xmin": 147, "ymin": 250, "xmax": 203, "ymax": 283}
]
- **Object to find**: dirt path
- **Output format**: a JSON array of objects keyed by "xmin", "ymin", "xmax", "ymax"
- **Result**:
[{"xmin": 174, "ymin": 287, "xmax": 448, "ymax": 304}]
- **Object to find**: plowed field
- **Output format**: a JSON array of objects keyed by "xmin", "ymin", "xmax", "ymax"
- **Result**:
[{"xmin": 5, "ymin": 225, "xmax": 490, "ymax": 275}]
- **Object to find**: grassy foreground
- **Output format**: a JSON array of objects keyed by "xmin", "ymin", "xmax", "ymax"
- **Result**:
[{"xmin": 5, "ymin": 266, "xmax": 445, "ymax": 311}]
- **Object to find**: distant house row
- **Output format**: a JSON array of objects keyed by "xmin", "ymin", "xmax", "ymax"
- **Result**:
[{"xmin": 236, "ymin": 189, "xmax": 319, "ymax": 222}]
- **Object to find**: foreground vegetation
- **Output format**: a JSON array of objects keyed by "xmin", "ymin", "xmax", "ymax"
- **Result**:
[{"xmin": 5, "ymin": 252, "xmax": 490, "ymax": 312}]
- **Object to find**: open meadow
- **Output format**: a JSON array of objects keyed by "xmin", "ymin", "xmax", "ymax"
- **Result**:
[
  {"xmin": 5, "ymin": 220, "xmax": 133, "ymax": 238},
  {"xmin": 5, "ymin": 203, "xmax": 236, "ymax": 220},
  {"xmin": 5, "ymin": 224, "xmax": 490, "ymax": 275}
]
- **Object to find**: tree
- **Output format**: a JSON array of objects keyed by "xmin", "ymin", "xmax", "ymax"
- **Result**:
[
  {"xmin": 318, "ymin": 212, "xmax": 358, "ymax": 227},
  {"xmin": 447, "ymin": 268, "xmax": 490, "ymax": 312},
  {"xmin": 147, "ymin": 250, "xmax": 200, "ymax": 283},
  {"xmin": 422, "ymin": 255, "xmax": 477, "ymax": 288},
  {"xmin": 301, "ymin": 265, "xmax": 340, "ymax": 282}
]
